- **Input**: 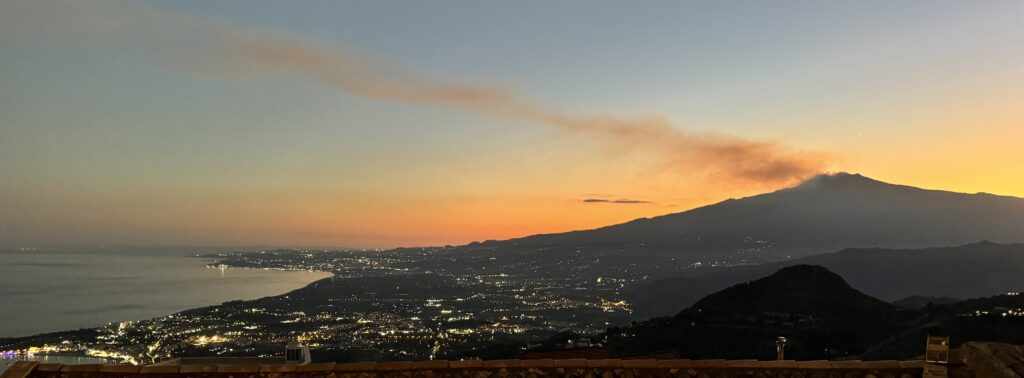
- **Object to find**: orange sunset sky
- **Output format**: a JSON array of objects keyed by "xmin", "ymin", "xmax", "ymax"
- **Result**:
[{"xmin": 0, "ymin": 0, "xmax": 1021, "ymax": 248}]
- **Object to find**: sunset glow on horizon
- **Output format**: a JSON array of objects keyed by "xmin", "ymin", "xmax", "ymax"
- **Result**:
[{"xmin": 1, "ymin": 0, "xmax": 1021, "ymax": 248}]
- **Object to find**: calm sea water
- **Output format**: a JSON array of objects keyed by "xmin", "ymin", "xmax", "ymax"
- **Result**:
[
  {"xmin": 1, "ymin": 355, "xmax": 112, "ymax": 373},
  {"xmin": 0, "ymin": 248, "xmax": 331, "ymax": 338}
]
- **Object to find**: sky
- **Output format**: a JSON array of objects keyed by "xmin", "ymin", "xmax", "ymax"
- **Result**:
[{"xmin": 1, "ymin": 0, "xmax": 1022, "ymax": 248}]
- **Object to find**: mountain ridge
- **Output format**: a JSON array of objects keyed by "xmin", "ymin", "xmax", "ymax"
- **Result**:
[
  {"xmin": 477, "ymin": 172, "xmax": 1024, "ymax": 245},
  {"xmin": 612, "ymin": 264, "xmax": 1024, "ymax": 360},
  {"xmin": 611, "ymin": 264, "xmax": 914, "ymax": 360},
  {"xmin": 461, "ymin": 173, "xmax": 1024, "ymax": 267},
  {"xmin": 689, "ymin": 264, "xmax": 896, "ymax": 315},
  {"xmin": 626, "ymin": 242, "xmax": 1024, "ymax": 319}
]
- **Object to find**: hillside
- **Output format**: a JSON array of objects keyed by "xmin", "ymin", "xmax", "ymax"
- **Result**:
[
  {"xmin": 688, "ymin": 265, "xmax": 895, "ymax": 315},
  {"xmin": 611, "ymin": 265, "xmax": 1024, "ymax": 361},
  {"xmin": 611, "ymin": 265, "xmax": 912, "ymax": 360},
  {"xmin": 627, "ymin": 242, "xmax": 1024, "ymax": 318},
  {"xmin": 862, "ymin": 292, "xmax": 1024, "ymax": 360}
]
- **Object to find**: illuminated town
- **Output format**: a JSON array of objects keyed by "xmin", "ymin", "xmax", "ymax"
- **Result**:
[
  {"xmin": 4, "ymin": 244, "xmax": 1023, "ymax": 366},
  {"xmin": 0, "ymin": 247, "xmax": 653, "ymax": 364}
]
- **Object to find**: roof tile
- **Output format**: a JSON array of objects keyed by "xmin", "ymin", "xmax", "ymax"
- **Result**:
[
  {"xmin": 447, "ymin": 360, "xmax": 481, "ymax": 369},
  {"xmin": 759, "ymin": 360, "xmax": 795, "ymax": 369},
  {"xmin": 34, "ymin": 364, "xmax": 62, "ymax": 373},
  {"xmin": 691, "ymin": 359, "xmax": 727, "ymax": 369},
  {"xmin": 60, "ymin": 365, "xmax": 101, "ymax": 373},
  {"xmin": 622, "ymin": 359, "xmax": 656, "ymax": 369},
  {"xmin": 863, "ymin": 360, "xmax": 901, "ymax": 369},
  {"xmin": 296, "ymin": 362, "xmax": 335, "ymax": 373},
  {"xmin": 585, "ymin": 359, "xmax": 621, "ymax": 368},
  {"xmin": 176, "ymin": 365, "xmax": 217, "ymax": 374},
  {"xmin": 257, "ymin": 364, "xmax": 296, "ymax": 373},
  {"xmin": 899, "ymin": 360, "xmax": 925, "ymax": 369},
  {"xmin": 655, "ymin": 360, "xmax": 692, "ymax": 369},
  {"xmin": 481, "ymin": 359, "xmax": 520, "ymax": 368},
  {"xmin": 726, "ymin": 360, "xmax": 760, "ymax": 369},
  {"xmin": 0, "ymin": 361, "xmax": 38, "ymax": 378},
  {"xmin": 139, "ymin": 365, "xmax": 181, "ymax": 374},
  {"xmin": 99, "ymin": 365, "xmax": 143, "ymax": 374},
  {"xmin": 553, "ymin": 359, "xmax": 588, "ymax": 368},
  {"xmin": 333, "ymin": 362, "xmax": 376, "ymax": 372},
  {"xmin": 216, "ymin": 365, "xmax": 260, "ymax": 373},
  {"xmin": 830, "ymin": 360, "xmax": 865, "ymax": 369},
  {"xmin": 794, "ymin": 360, "xmax": 831, "ymax": 369},
  {"xmin": 374, "ymin": 362, "xmax": 412, "ymax": 371},
  {"xmin": 411, "ymin": 361, "xmax": 448, "ymax": 370},
  {"xmin": 519, "ymin": 359, "xmax": 553, "ymax": 368}
]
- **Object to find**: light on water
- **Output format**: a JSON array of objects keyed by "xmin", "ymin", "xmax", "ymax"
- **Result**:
[
  {"xmin": 0, "ymin": 248, "xmax": 330, "ymax": 338},
  {"xmin": 0, "ymin": 355, "xmax": 113, "ymax": 373}
]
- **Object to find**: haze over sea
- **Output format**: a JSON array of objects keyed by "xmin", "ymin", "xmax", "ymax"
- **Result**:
[{"xmin": 0, "ymin": 248, "xmax": 330, "ymax": 338}]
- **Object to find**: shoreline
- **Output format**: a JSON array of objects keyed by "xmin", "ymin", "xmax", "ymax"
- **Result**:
[{"xmin": 0, "ymin": 255, "xmax": 332, "ymax": 340}]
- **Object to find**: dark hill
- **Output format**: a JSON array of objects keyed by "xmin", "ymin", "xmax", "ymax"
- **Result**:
[
  {"xmin": 611, "ymin": 265, "xmax": 911, "ymax": 360},
  {"xmin": 627, "ymin": 242, "xmax": 1024, "ymax": 318},
  {"xmin": 862, "ymin": 292, "xmax": 1024, "ymax": 360},
  {"xmin": 690, "ymin": 265, "xmax": 895, "ymax": 316},
  {"xmin": 447, "ymin": 266, "xmax": 1024, "ymax": 361},
  {"xmin": 892, "ymin": 295, "xmax": 960, "ymax": 309}
]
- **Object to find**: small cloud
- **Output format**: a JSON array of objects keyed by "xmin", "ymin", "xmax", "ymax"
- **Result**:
[
  {"xmin": 611, "ymin": 199, "xmax": 649, "ymax": 204},
  {"xmin": 582, "ymin": 198, "xmax": 650, "ymax": 204}
]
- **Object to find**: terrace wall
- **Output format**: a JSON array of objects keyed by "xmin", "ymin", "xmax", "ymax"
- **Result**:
[{"xmin": 0, "ymin": 359, "xmax": 929, "ymax": 378}]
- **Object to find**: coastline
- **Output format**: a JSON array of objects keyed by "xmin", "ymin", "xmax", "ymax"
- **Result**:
[
  {"xmin": 0, "ymin": 354, "xmax": 112, "ymax": 373},
  {"xmin": 0, "ymin": 251, "xmax": 332, "ymax": 340},
  {"xmin": 0, "ymin": 259, "xmax": 334, "ymax": 367}
]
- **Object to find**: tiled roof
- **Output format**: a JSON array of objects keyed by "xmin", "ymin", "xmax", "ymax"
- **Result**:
[
  {"xmin": 522, "ymin": 347, "xmax": 679, "ymax": 360},
  {"xmin": 523, "ymin": 347, "xmax": 611, "ymax": 360}
]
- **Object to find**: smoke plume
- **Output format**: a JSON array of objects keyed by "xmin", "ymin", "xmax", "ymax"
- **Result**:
[{"xmin": 2, "ymin": 0, "xmax": 829, "ymax": 185}]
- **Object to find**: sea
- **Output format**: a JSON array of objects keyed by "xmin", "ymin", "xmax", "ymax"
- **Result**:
[
  {"xmin": 0, "ymin": 247, "xmax": 331, "ymax": 339},
  {"xmin": 0, "ymin": 355, "xmax": 112, "ymax": 373}
]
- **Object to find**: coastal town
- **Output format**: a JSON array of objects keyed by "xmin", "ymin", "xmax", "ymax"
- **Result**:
[{"xmin": 0, "ymin": 248, "xmax": 645, "ymax": 364}]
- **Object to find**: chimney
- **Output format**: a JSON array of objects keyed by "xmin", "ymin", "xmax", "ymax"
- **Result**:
[
  {"xmin": 776, "ymin": 337, "xmax": 787, "ymax": 360},
  {"xmin": 285, "ymin": 340, "xmax": 311, "ymax": 365}
]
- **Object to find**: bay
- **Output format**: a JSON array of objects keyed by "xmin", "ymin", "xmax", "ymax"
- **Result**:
[
  {"xmin": 0, "ymin": 248, "xmax": 330, "ymax": 338},
  {"xmin": 1, "ymin": 355, "xmax": 113, "ymax": 373}
]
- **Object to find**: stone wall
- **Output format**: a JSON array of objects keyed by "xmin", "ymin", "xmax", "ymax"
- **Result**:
[{"xmin": 0, "ymin": 359, "xmax": 926, "ymax": 378}]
